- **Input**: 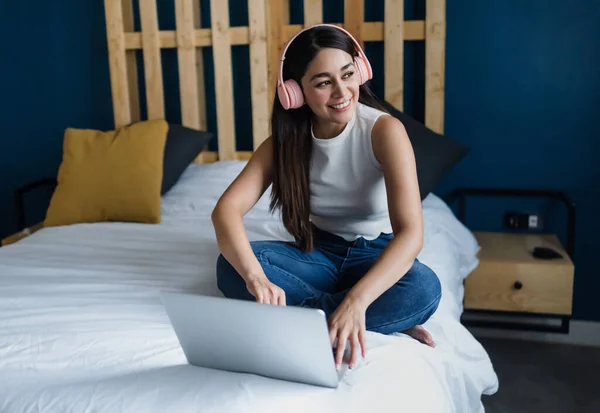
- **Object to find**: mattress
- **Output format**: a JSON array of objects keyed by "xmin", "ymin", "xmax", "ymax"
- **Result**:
[{"xmin": 0, "ymin": 161, "xmax": 498, "ymax": 413}]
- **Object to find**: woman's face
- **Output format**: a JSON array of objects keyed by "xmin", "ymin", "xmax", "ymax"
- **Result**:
[{"xmin": 300, "ymin": 48, "xmax": 359, "ymax": 131}]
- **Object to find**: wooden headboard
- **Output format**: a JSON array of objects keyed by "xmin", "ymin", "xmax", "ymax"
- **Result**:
[
  {"xmin": 103, "ymin": 0, "xmax": 446, "ymax": 163},
  {"xmin": 1, "ymin": 0, "xmax": 446, "ymax": 247}
]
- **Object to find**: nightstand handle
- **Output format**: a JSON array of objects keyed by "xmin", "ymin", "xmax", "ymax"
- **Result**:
[{"xmin": 513, "ymin": 281, "xmax": 523, "ymax": 290}]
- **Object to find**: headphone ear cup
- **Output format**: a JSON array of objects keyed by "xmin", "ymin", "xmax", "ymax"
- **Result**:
[
  {"xmin": 354, "ymin": 57, "xmax": 370, "ymax": 85},
  {"xmin": 284, "ymin": 79, "xmax": 304, "ymax": 109},
  {"xmin": 277, "ymin": 82, "xmax": 292, "ymax": 110}
]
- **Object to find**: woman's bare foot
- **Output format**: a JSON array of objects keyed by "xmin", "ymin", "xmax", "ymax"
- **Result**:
[{"xmin": 402, "ymin": 325, "xmax": 435, "ymax": 347}]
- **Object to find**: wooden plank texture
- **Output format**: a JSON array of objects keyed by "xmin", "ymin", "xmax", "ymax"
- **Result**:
[
  {"xmin": 384, "ymin": 0, "xmax": 404, "ymax": 110},
  {"xmin": 344, "ymin": 0, "xmax": 364, "ymax": 48},
  {"xmin": 104, "ymin": 0, "xmax": 131, "ymax": 128},
  {"xmin": 267, "ymin": 0, "xmax": 285, "ymax": 105},
  {"xmin": 248, "ymin": 0, "xmax": 271, "ymax": 149},
  {"xmin": 304, "ymin": 0, "xmax": 323, "ymax": 26},
  {"xmin": 192, "ymin": 0, "xmax": 208, "ymax": 163},
  {"xmin": 139, "ymin": 0, "xmax": 165, "ymax": 119},
  {"xmin": 175, "ymin": 0, "xmax": 200, "ymax": 130},
  {"xmin": 201, "ymin": 151, "xmax": 254, "ymax": 163},
  {"xmin": 282, "ymin": 21, "xmax": 425, "ymax": 44},
  {"xmin": 124, "ymin": 27, "xmax": 252, "ymax": 49},
  {"xmin": 192, "ymin": 0, "xmax": 207, "ymax": 131},
  {"xmin": 123, "ymin": 22, "xmax": 426, "ymax": 51},
  {"xmin": 210, "ymin": 0, "xmax": 236, "ymax": 160},
  {"xmin": 425, "ymin": 0, "xmax": 446, "ymax": 134},
  {"xmin": 122, "ymin": 0, "xmax": 140, "ymax": 122},
  {"xmin": 464, "ymin": 233, "xmax": 574, "ymax": 315}
]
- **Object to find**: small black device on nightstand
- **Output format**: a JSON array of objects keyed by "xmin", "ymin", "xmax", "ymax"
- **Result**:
[{"xmin": 532, "ymin": 246, "xmax": 563, "ymax": 260}]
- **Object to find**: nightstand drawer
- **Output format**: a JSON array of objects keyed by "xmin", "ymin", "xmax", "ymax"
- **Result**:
[
  {"xmin": 465, "ymin": 262, "xmax": 574, "ymax": 315},
  {"xmin": 464, "ymin": 232, "xmax": 574, "ymax": 315}
]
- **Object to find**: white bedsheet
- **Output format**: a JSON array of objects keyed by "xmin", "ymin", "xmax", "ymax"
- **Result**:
[{"xmin": 0, "ymin": 161, "xmax": 498, "ymax": 413}]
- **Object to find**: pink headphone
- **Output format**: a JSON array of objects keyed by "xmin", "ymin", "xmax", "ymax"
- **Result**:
[{"xmin": 277, "ymin": 24, "xmax": 373, "ymax": 110}]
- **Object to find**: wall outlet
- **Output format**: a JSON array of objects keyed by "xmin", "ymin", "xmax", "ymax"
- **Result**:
[{"xmin": 504, "ymin": 211, "xmax": 543, "ymax": 230}]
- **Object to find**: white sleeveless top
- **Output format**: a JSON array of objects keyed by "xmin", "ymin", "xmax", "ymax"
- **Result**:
[{"xmin": 309, "ymin": 102, "xmax": 393, "ymax": 241}]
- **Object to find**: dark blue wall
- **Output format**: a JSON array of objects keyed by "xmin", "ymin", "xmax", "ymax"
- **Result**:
[
  {"xmin": 0, "ymin": 1, "xmax": 598, "ymax": 321},
  {"xmin": 438, "ymin": 1, "xmax": 600, "ymax": 322}
]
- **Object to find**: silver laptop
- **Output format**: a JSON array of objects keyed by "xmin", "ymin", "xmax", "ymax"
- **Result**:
[{"xmin": 160, "ymin": 291, "xmax": 347, "ymax": 388}]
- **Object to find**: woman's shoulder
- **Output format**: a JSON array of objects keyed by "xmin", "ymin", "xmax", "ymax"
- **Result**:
[
  {"xmin": 370, "ymin": 112, "xmax": 410, "ymax": 165},
  {"xmin": 357, "ymin": 102, "xmax": 389, "ymax": 121}
]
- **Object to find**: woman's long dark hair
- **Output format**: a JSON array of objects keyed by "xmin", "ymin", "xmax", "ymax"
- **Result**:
[{"xmin": 269, "ymin": 26, "xmax": 385, "ymax": 252}]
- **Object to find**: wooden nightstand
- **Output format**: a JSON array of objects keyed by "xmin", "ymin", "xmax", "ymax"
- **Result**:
[
  {"xmin": 464, "ymin": 232, "xmax": 574, "ymax": 317},
  {"xmin": 444, "ymin": 187, "xmax": 577, "ymax": 333}
]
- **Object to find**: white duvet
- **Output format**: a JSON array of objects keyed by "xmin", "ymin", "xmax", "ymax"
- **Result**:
[{"xmin": 0, "ymin": 161, "xmax": 498, "ymax": 413}]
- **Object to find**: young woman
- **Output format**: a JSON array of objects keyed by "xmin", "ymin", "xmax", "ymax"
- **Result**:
[{"xmin": 211, "ymin": 24, "xmax": 442, "ymax": 370}]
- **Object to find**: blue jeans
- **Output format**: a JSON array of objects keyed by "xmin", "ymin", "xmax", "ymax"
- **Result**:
[{"xmin": 216, "ymin": 225, "xmax": 442, "ymax": 335}]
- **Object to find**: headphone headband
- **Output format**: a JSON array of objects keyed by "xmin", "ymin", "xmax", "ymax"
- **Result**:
[{"xmin": 277, "ymin": 23, "xmax": 369, "ymax": 88}]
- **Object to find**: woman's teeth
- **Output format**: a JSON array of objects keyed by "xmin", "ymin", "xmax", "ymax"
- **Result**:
[{"xmin": 330, "ymin": 100, "xmax": 350, "ymax": 109}]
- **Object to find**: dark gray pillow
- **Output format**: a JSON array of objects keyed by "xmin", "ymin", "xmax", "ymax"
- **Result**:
[
  {"xmin": 379, "ymin": 100, "xmax": 468, "ymax": 200},
  {"xmin": 161, "ymin": 124, "xmax": 213, "ymax": 195}
]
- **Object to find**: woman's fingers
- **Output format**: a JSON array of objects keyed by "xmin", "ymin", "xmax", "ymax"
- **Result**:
[
  {"xmin": 349, "ymin": 334, "xmax": 360, "ymax": 369},
  {"xmin": 252, "ymin": 281, "xmax": 287, "ymax": 306},
  {"xmin": 277, "ymin": 290, "xmax": 286, "ymax": 306},
  {"xmin": 358, "ymin": 327, "xmax": 367, "ymax": 359},
  {"xmin": 329, "ymin": 326, "xmax": 337, "ymax": 348},
  {"xmin": 334, "ymin": 330, "xmax": 348, "ymax": 370}
]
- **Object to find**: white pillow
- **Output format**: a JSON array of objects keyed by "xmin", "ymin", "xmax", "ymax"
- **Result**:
[{"xmin": 161, "ymin": 161, "xmax": 272, "ymax": 217}]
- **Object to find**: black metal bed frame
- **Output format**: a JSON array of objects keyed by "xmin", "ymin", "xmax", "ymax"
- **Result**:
[{"xmin": 13, "ymin": 178, "xmax": 57, "ymax": 231}]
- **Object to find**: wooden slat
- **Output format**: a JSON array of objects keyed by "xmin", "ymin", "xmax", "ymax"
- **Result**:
[
  {"xmin": 201, "ymin": 151, "xmax": 254, "ymax": 163},
  {"xmin": 125, "ymin": 27, "xmax": 252, "ymax": 49},
  {"xmin": 384, "ymin": 0, "xmax": 404, "ymax": 110},
  {"xmin": 304, "ymin": 0, "xmax": 322, "ymax": 26},
  {"xmin": 282, "ymin": 0, "xmax": 290, "ymax": 24},
  {"xmin": 104, "ymin": 0, "xmax": 131, "ymax": 128},
  {"xmin": 282, "ymin": 24, "xmax": 305, "ymax": 42},
  {"xmin": 282, "ymin": 21, "xmax": 425, "ymax": 44},
  {"xmin": 175, "ymin": 0, "xmax": 200, "ymax": 130},
  {"xmin": 192, "ymin": 0, "xmax": 208, "ymax": 164},
  {"xmin": 210, "ymin": 0, "xmax": 236, "ymax": 160},
  {"xmin": 139, "ymin": 0, "xmax": 165, "ymax": 119},
  {"xmin": 344, "ymin": 0, "xmax": 365, "ymax": 48},
  {"xmin": 194, "ymin": 151, "xmax": 212, "ymax": 164},
  {"xmin": 266, "ymin": 0, "xmax": 285, "ymax": 105},
  {"xmin": 248, "ymin": 0, "xmax": 270, "ymax": 150},
  {"xmin": 192, "ymin": 0, "xmax": 207, "ymax": 131},
  {"xmin": 425, "ymin": 0, "xmax": 446, "ymax": 134},
  {"xmin": 124, "ymin": 22, "xmax": 427, "ymax": 51},
  {"xmin": 122, "ymin": 0, "xmax": 140, "ymax": 122}
]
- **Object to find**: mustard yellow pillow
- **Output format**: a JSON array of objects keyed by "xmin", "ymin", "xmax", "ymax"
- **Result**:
[{"xmin": 44, "ymin": 120, "xmax": 168, "ymax": 227}]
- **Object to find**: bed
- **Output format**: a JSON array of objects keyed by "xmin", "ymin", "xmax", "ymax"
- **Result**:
[
  {"xmin": 0, "ymin": 161, "xmax": 497, "ymax": 412},
  {"xmin": 0, "ymin": 0, "xmax": 498, "ymax": 411}
]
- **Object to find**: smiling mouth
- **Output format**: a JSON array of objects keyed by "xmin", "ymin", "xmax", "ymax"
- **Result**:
[{"xmin": 329, "ymin": 100, "xmax": 351, "ymax": 109}]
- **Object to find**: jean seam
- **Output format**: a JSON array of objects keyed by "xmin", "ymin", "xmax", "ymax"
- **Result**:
[
  {"xmin": 257, "ymin": 248, "xmax": 337, "ymax": 273},
  {"xmin": 369, "ymin": 292, "xmax": 442, "ymax": 331},
  {"xmin": 338, "ymin": 244, "xmax": 353, "ymax": 274},
  {"xmin": 257, "ymin": 252, "xmax": 322, "ymax": 298},
  {"xmin": 258, "ymin": 256, "xmax": 324, "ymax": 301}
]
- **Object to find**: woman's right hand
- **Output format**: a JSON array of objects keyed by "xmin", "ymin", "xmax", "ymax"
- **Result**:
[{"xmin": 245, "ymin": 275, "xmax": 287, "ymax": 306}]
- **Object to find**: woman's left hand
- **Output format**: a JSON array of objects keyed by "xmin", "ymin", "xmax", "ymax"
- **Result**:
[{"xmin": 328, "ymin": 297, "xmax": 367, "ymax": 370}]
